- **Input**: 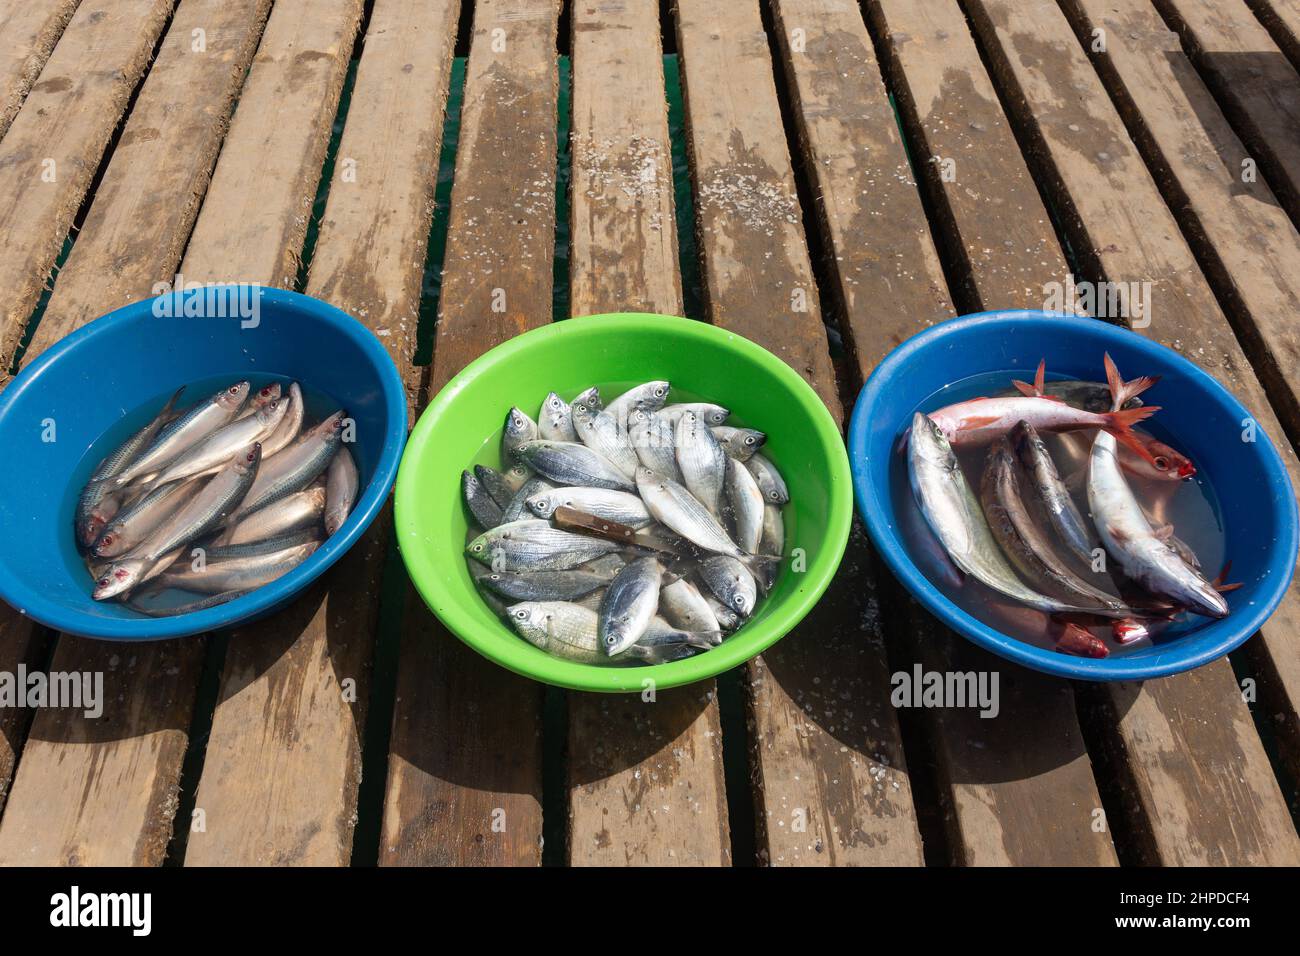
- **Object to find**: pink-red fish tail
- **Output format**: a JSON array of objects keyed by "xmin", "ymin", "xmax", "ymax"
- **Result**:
[
  {"xmin": 1104, "ymin": 405, "xmax": 1165, "ymax": 466},
  {"xmin": 1102, "ymin": 352, "xmax": 1161, "ymax": 410}
]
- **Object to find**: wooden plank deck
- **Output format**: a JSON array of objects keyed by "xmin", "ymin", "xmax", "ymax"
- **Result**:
[{"xmin": 0, "ymin": 0, "xmax": 1297, "ymax": 867}]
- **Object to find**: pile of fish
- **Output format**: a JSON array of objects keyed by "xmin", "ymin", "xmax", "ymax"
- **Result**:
[
  {"xmin": 75, "ymin": 380, "xmax": 358, "ymax": 615},
  {"xmin": 907, "ymin": 354, "xmax": 1233, "ymax": 658},
  {"xmin": 461, "ymin": 381, "xmax": 786, "ymax": 665}
]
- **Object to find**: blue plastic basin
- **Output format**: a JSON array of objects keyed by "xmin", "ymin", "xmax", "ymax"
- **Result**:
[
  {"xmin": 0, "ymin": 286, "xmax": 407, "ymax": 640},
  {"xmin": 847, "ymin": 310, "xmax": 1298, "ymax": 680}
]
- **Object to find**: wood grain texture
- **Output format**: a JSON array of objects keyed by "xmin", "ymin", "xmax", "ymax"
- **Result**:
[
  {"xmin": 184, "ymin": 0, "xmax": 458, "ymax": 868},
  {"xmin": 1152, "ymin": 0, "xmax": 1300, "ymax": 230},
  {"xmin": 1246, "ymin": 0, "xmax": 1300, "ymax": 70},
  {"xmin": 23, "ymin": 0, "xmax": 274, "ymax": 362},
  {"xmin": 565, "ymin": 0, "xmax": 729, "ymax": 867},
  {"xmin": 179, "ymin": 0, "xmax": 364, "ymax": 286},
  {"xmin": 0, "ymin": 0, "xmax": 81, "ymax": 142},
  {"xmin": 676, "ymin": 0, "xmax": 924, "ymax": 866},
  {"xmin": 0, "ymin": 606, "xmax": 45, "ymax": 815},
  {"xmin": 380, "ymin": 0, "xmax": 560, "ymax": 867},
  {"xmin": 0, "ymin": 640, "xmax": 204, "ymax": 866},
  {"xmin": 967, "ymin": 0, "xmax": 1300, "ymax": 864},
  {"xmin": 1057, "ymin": 0, "xmax": 1300, "ymax": 448},
  {"xmin": 0, "ymin": 0, "xmax": 176, "ymax": 370},
  {"xmin": 863, "ymin": 0, "xmax": 1117, "ymax": 866},
  {"xmin": 0, "ymin": 0, "xmax": 359, "ymax": 868}
]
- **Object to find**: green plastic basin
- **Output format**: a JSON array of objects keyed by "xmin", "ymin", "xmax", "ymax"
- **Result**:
[{"xmin": 394, "ymin": 313, "xmax": 853, "ymax": 691}]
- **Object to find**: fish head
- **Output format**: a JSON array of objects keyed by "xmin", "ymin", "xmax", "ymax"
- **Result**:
[
  {"xmin": 573, "ymin": 385, "xmax": 601, "ymax": 409},
  {"xmin": 507, "ymin": 603, "xmax": 548, "ymax": 648},
  {"xmin": 526, "ymin": 492, "xmax": 557, "ymax": 518},
  {"xmin": 93, "ymin": 559, "xmax": 146, "ymax": 601},
  {"xmin": 908, "ymin": 412, "xmax": 956, "ymax": 467},
  {"xmin": 251, "ymin": 383, "xmax": 281, "ymax": 409},
  {"xmin": 634, "ymin": 465, "xmax": 665, "ymax": 495},
  {"xmin": 504, "ymin": 407, "xmax": 534, "ymax": 441},
  {"xmin": 465, "ymin": 531, "xmax": 497, "ymax": 565},
  {"xmin": 314, "ymin": 410, "xmax": 348, "ymax": 440},
  {"xmin": 324, "ymin": 508, "xmax": 347, "ymax": 536},
  {"xmin": 217, "ymin": 381, "xmax": 252, "ymax": 411},
  {"xmin": 733, "ymin": 428, "xmax": 766, "ymax": 455},
  {"xmin": 600, "ymin": 613, "xmax": 641, "ymax": 656},
  {"xmin": 255, "ymin": 397, "xmax": 284, "ymax": 426},
  {"xmin": 78, "ymin": 513, "xmax": 109, "ymax": 550},
  {"xmin": 1142, "ymin": 438, "xmax": 1196, "ymax": 481},
  {"xmin": 92, "ymin": 524, "xmax": 126, "ymax": 558},
  {"xmin": 640, "ymin": 381, "xmax": 670, "ymax": 408},
  {"xmin": 701, "ymin": 405, "xmax": 730, "ymax": 426}
]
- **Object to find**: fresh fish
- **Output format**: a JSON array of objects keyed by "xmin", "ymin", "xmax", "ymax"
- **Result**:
[
  {"xmin": 930, "ymin": 364, "xmax": 1160, "ymax": 464},
  {"xmin": 1088, "ymin": 356, "xmax": 1227, "ymax": 619},
  {"xmin": 153, "ymin": 541, "xmax": 318, "ymax": 594},
  {"xmin": 635, "ymin": 466, "xmax": 744, "ymax": 558},
  {"xmin": 143, "ymin": 398, "xmax": 286, "ymax": 489},
  {"xmin": 599, "ymin": 557, "xmax": 664, "ymax": 655},
  {"xmin": 261, "ymin": 382, "xmax": 304, "ymax": 458},
  {"xmin": 502, "ymin": 407, "xmax": 538, "ymax": 463},
  {"xmin": 627, "ymin": 409, "xmax": 683, "ymax": 483},
  {"xmin": 92, "ymin": 443, "xmax": 262, "ymax": 600},
  {"xmin": 698, "ymin": 555, "xmax": 758, "ymax": 618},
  {"xmin": 660, "ymin": 403, "xmax": 729, "ymax": 427},
  {"xmin": 573, "ymin": 385, "xmax": 602, "ymax": 410},
  {"xmin": 234, "ymin": 383, "xmax": 281, "ymax": 420},
  {"xmin": 93, "ymin": 479, "xmax": 197, "ymax": 558},
  {"xmin": 675, "ymin": 411, "xmax": 727, "ymax": 515},
  {"xmin": 466, "ymin": 519, "xmax": 628, "ymax": 572},
  {"xmin": 711, "ymin": 425, "xmax": 766, "ymax": 461},
  {"xmin": 525, "ymin": 487, "xmax": 651, "ymax": 528},
  {"xmin": 1009, "ymin": 419, "xmax": 1098, "ymax": 570},
  {"xmin": 907, "ymin": 413, "xmax": 1106, "ymax": 617},
  {"xmin": 580, "ymin": 553, "xmax": 627, "ymax": 576},
  {"xmin": 1003, "ymin": 365, "xmax": 1143, "ymax": 413},
  {"xmin": 640, "ymin": 615, "xmax": 720, "ymax": 648},
  {"xmin": 572, "ymin": 400, "xmax": 640, "ymax": 479},
  {"xmin": 127, "ymin": 589, "xmax": 252, "ymax": 617},
  {"xmin": 324, "ymin": 446, "xmax": 358, "ymax": 535},
  {"xmin": 462, "ymin": 469, "xmax": 504, "ymax": 530},
  {"xmin": 478, "ymin": 568, "xmax": 616, "ymax": 602},
  {"xmin": 981, "ymin": 437, "xmax": 1129, "ymax": 614},
  {"xmin": 725, "ymin": 457, "xmax": 764, "ymax": 554},
  {"xmin": 507, "ymin": 602, "xmax": 694, "ymax": 664},
  {"xmin": 474, "ymin": 464, "xmax": 517, "ymax": 508},
  {"xmin": 112, "ymin": 381, "xmax": 250, "ymax": 486},
  {"xmin": 660, "ymin": 578, "xmax": 721, "ymax": 633},
  {"xmin": 1006, "ymin": 364, "xmax": 1192, "ymax": 480},
  {"xmin": 515, "ymin": 440, "xmax": 636, "ymax": 491},
  {"xmin": 704, "ymin": 593, "xmax": 741, "ymax": 630},
  {"xmin": 224, "ymin": 411, "xmax": 345, "ymax": 525},
  {"xmin": 221, "ymin": 483, "xmax": 326, "ymax": 545},
  {"xmin": 197, "ymin": 529, "xmax": 322, "ymax": 562},
  {"xmin": 744, "ymin": 452, "xmax": 789, "ymax": 505},
  {"xmin": 760, "ymin": 503, "xmax": 785, "ymax": 558},
  {"xmin": 605, "ymin": 380, "xmax": 670, "ymax": 422},
  {"xmin": 76, "ymin": 387, "xmax": 186, "ymax": 547},
  {"xmin": 501, "ymin": 476, "xmax": 554, "ymax": 524},
  {"xmin": 538, "ymin": 391, "xmax": 578, "ymax": 442}
]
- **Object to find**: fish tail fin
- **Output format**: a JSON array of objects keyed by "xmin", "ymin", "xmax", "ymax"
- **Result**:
[
  {"xmin": 1211, "ymin": 561, "xmax": 1244, "ymax": 593},
  {"xmin": 1103, "ymin": 352, "xmax": 1161, "ymax": 410},
  {"xmin": 1103, "ymin": 405, "xmax": 1164, "ymax": 466},
  {"xmin": 161, "ymin": 385, "xmax": 185, "ymax": 417},
  {"xmin": 1011, "ymin": 379, "xmax": 1038, "ymax": 397},
  {"xmin": 1033, "ymin": 358, "xmax": 1046, "ymax": 396},
  {"xmin": 743, "ymin": 554, "xmax": 782, "ymax": 592}
]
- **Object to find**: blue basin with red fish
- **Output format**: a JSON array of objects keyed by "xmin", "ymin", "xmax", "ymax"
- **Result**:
[{"xmin": 847, "ymin": 310, "xmax": 1298, "ymax": 680}]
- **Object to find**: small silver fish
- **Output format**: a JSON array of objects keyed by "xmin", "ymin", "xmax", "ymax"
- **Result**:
[
  {"xmin": 628, "ymin": 409, "xmax": 683, "ymax": 483},
  {"xmin": 760, "ymin": 503, "xmax": 784, "ymax": 557},
  {"xmin": 234, "ymin": 383, "xmax": 281, "ymax": 420},
  {"xmin": 501, "ymin": 476, "xmax": 555, "ymax": 524},
  {"xmin": 324, "ymin": 446, "xmax": 358, "ymax": 535},
  {"xmin": 605, "ymin": 380, "xmax": 670, "ymax": 422},
  {"xmin": 478, "ymin": 568, "xmax": 617, "ymax": 602},
  {"xmin": 599, "ymin": 557, "xmax": 664, "ymax": 655},
  {"xmin": 225, "ymin": 411, "xmax": 345, "ymax": 525},
  {"xmin": 744, "ymin": 452, "xmax": 789, "ymax": 505},
  {"xmin": 660, "ymin": 578, "xmax": 721, "ymax": 633},
  {"xmin": 474, "ymin": 464, "xmax": 517, "ymax": 508},
  {"xmin": 144, "ymin": 398, "xmax": 286, "ymax": 489},
  {"xmin": 525, "ymin": 487, "xmax": 652, "ymax": 528},
  {"xmin": 698, "ymin": 555, "xmax": 758, "ymax": 618},
  {"xmin": 660, "ymin": 403, "xmax": 729, "ymax": 427},
  {"xmin": 262, "ymin": 382, "xmax": 304, "ymax": 458},
  {"xmin": 462, "ymin": 469, "xmax": 504, "ymax": 530},
  {"xmin": 572, "ymin": 400, "xmax": 640, "ymax": 479},
  {"xmin": 675, "ymin": 411, "xmax": 727, "ymax": 515},
  {"xmin": 508, "ymin": 601, "xmax": 694, "ymax": 664},
  {"xmin": 538, "ymin": 391, "xmax": 578, "ymax": 442},
  {"xmin": 113, "ymin": 381, "xmax": 250, "ymax": 486},
  {"xmin": 725, "ymin": 457, "xmax": 765, "ymax": 554},
  {"xmin": 466, "ymin": 519, "xmax": 628, "ymax": 572},
  {"xmin": 515, "ymin": 440, "xmax": 635, "ymax": 491},
  {"xmin": 221, "ymin": 483, "xmax": 326, "ymax": 545},
  {"xmin": 93, "ymin": 479, "xmax": 197, "ymax": 558},
  {"xmin": 153, "ymin": 541, "xmax": 318, "ymax": 594}
]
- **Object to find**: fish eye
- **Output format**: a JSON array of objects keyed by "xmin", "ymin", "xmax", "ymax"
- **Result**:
[
  {"xmin": 745, "ymin": 435, "xmax": 756, "ymax": 446},
  {"xmin": 97, "ymin": 577, "xmax": 110, "ymax": 588},
  {"xmin": 1154, "ymin": 456, "xmax": 1169, "ymax": 470},
  {"xmin": 228, "ymin": 385, "xmax": 239, "ymax": 394},
  {"xmin": 654, "ymin": 386, "xmax": 667, "ymax": 397},
  {"xmin": 768, "ymin": 491, "xmax": 780, "ymax": 501},
  {"xmin": 513, "ymin": 609, "xmax": 527, "ymax": 620},
  {"xmin": 471, "ymin": 542, "xmax": 483, "ymax": 552},
  {"xmin": 605, "ymin": 635, "xmax": 617, "ymax": 645}
]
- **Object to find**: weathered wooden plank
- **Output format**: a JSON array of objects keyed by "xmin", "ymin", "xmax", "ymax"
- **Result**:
[
  {"xmin": 1059, "ymin": 0, "xmax": 1300, "ymax": 446},
  {"xmin": 183, "ymin": 0, "xmax": 458, "ymax": 868},
  {"xmin": 675, "ymin": 0, "xmax": 924, "ymax": 866},
  {"xmin": 0, "ymin": 0, "xmax": 81, "ymax": 142},
  {"xmin": 0, "ymin": 0, "xmax": 354, "ymax": 867},
  {"xmin": 179, "ymin": 0, "xmax": 363, "ymax": 286},
  {"xmin": 1152, "ymin": 0, "xmax": 1300, "ymax": 231},
  {"xmin": 0, "ymin": 639, "xmax": 201, "ymax": 866},
  {"xmin": 0, "ymin": 0, "xmax": 176, "ymax": 370},
  {"xmin": 24, "ymin": 0, "xmax": 275, "ymax": 361},
  {"xmin": 968, "ymin": 0, "xmax": 1300, "ymax": 864},
  {"xmin": 0, "ymin": 607, "xmax": 45, "ymax": 815},
  {"xmin": 380, "ymin": 0, "xmax": 560, "ymax": 867},
  {"xmin": 861, "ymin": 0, "xmax": 1117, "ymax": 866},
  {"xmin": 1246, "ymin": 0, "xmax": 1300, "ymax": 71},
  {"xmin": 565, "ymin": 0, "xmax": 729, "ymax": 867}
]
